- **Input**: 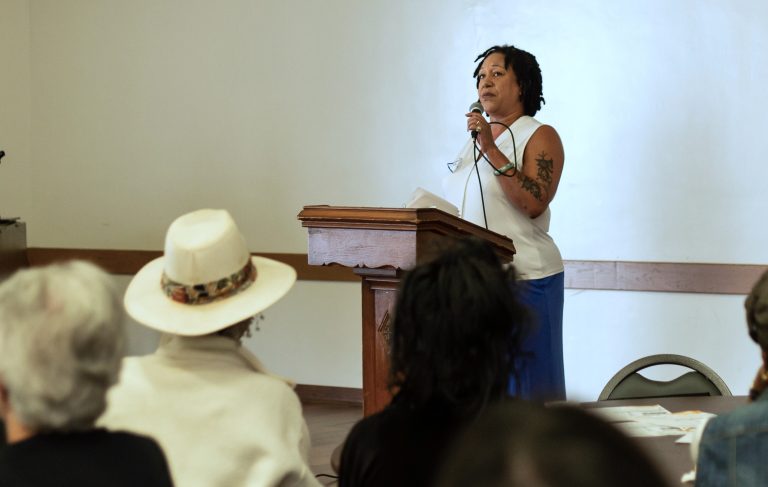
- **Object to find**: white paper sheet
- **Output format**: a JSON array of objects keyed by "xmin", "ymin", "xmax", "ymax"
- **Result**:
[
  {"xmin": 591, "ymin": 406, "xmax": 715, "ymax": 438},
  {"xmin": 404, "ymin": 187, "xmax": 460, "ymax": 217},
  {"xmin": 589, "ymin": 404, "xmax": 670, "ymax": 423}
]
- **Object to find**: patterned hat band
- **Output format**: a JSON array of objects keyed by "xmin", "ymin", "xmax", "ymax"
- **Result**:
[{"xmin": 161, "ymin": 260, "xmax": 257, "ymax": 305}]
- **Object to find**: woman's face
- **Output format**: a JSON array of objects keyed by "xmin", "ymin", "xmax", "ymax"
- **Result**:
[{"xmin": 476, "ymin": 52, "xmax": 522, "ymax": 118}]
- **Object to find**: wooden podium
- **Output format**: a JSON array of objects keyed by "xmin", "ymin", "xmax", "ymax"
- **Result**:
[{"xmin": 298, "ymin": 206, "xmax": 515, "ymax": 416}]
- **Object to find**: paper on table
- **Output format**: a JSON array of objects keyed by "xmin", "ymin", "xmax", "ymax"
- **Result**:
[
  {"xmin": 614, "ymin": 422, "xmax": 691, "ymax": 437},
  {"xmin": 405, "ymin": 187, "xmax": 460, "ymax": 217},
  {"xmin": 649, "ymin": 411, "xmax": 716, "ymax": 436},
  {"xmin": 591, "ymin": 405, "xmax": 716, "ymax": 438},
  {"xmin": 676, "ymin": 431, "xmax": 695, "ymax": 444},
  {"xmin": 589, "ymin": 405, "xmax": 671, "ymax": 423},
  {"xmin": 681, "ymin": 469, "xmax": 696, "ymax": 483}
]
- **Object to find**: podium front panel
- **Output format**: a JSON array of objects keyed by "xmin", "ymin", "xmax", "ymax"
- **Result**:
[{"xmin": 361, "ymin": 272, "xmax": 400, "ymax": 415}]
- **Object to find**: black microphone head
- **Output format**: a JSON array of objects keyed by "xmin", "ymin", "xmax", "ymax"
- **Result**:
[{"xmin": 469, "ymin": 101, "xmax": 483, "ymax": 113}]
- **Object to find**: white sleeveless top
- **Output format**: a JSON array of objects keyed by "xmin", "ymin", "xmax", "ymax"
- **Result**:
[{"xmin": 442, "ymin": 115, "xmax": 563, "ymax": 280}]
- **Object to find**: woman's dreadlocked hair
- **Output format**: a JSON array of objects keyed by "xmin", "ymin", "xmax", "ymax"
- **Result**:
[{"xmin": 473, "ymin": 45, "xmax": 545, "ymax": 117}]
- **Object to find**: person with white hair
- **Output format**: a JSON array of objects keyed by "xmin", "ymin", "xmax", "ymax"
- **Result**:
[
  {"xmin": 0, "ymin": 261, "xmax": 173, "ymax": 486},
  {"xmin": 98, "ymin": 209, "xmax": 321, "ymax": 487}
]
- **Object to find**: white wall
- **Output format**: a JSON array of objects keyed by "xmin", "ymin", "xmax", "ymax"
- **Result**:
[
  {"xmin": 0, "ymin": 0, "xmax": 31, "ymax": 187},
  {"xmin": 564, "ymin": 289, "xmax": 759, "ymax": 400},
  {"xmin": 114, "ymin": 276, "xmax": 362, "ymax": 388},
  {"xmin": 2, "ymin": 0, "xmax": 767, "ymax": 400}
]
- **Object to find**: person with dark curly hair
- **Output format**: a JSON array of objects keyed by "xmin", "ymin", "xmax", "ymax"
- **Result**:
[
  {"xmin": 338, "ymin": 237, "xmax": 532, "ymax": 487},
  {"xmin": 443, "ymin": 44, "xmax": 566, "ymax": 401},
  {"xmin": 693, "ymin": 269, "xmax": 768, "ymax": 486},
  {"xmin": 436, "ymin": 400, "xmax": 670, "ymax": 487}
]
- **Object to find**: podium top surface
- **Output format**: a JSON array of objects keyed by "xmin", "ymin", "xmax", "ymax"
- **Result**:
[
  {"xmin": 299, "ymin": 205, "xmax": 455, "ymax": 225},
  {"xmin": 298, "ymin": 206, "xmax": 514, "ymax": 270}
]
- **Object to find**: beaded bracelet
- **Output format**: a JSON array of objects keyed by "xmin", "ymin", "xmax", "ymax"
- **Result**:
[{"xmin": 493, "ymin": 162, "xmax": 517, "ymax": 176}]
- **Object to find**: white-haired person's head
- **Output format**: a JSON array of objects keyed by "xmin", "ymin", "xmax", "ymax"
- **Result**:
[{"xmin": 0, "ymin": 260, "xmax": 124, "ymax": 436}]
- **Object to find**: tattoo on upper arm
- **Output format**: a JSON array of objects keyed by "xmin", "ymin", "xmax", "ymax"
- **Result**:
[
  {"xmin": 516, "ymin": 173, "xmax": 543, "ymax": 201},
  {"xmin": 511, "ymin": 151, "xmax": 554, "ymax": 203},
  {"xmin": 535, "ymin": 151, "xmax": 553, "ymax": 184}
]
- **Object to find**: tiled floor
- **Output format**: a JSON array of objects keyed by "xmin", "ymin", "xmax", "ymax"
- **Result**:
[{"xmin": 304, "ymin": 401, "xmax": 362, "ymax": 486}]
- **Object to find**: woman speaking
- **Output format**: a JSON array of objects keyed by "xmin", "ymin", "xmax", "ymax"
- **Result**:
[{"xmin": 443, "ymin": 44, "xmax": 566, "ymax": 400}]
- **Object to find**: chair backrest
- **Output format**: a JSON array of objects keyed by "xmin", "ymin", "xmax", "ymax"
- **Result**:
[{"xmin": 598, "ymin": 354, "xmax": 732, "ymax": 401}]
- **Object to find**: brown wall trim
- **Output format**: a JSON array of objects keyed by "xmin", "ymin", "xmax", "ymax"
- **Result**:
[
  {"xmin": 564, "ymin": 260, "xmax": 767, "ymax": 295},
  {"xmin": 26, "ymin": 248, "xmax": 162, "ymax": 275},
  {"xmin": 26, "ymin": 248, "xmax": 360, "ymax": 282},
  {"xmin": 25, "ymin": 248, "xmax": 767, "ymax": 295},
  {"xmin": 295, "ymin": 384, "xmax": 362, "ymax": 405}
]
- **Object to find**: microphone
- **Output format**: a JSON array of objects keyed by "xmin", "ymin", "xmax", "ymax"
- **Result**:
[{"xmin": 469, "ymin": 101, "xmax": 483, "ymax": 139}]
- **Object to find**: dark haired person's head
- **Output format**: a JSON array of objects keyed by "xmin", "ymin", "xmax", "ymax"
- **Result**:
[
  {"xmin": 746, "ymin": 270, "xmax": 768, "ymax": 350},
  {"xmin": 438, "ymin": 400, "xmax": 670, "ymax": 487},
  {"xmin": 388, "ymin": 237, "xmax": 530, "ymax": 417},
  {"xmin": 744, "ymin": 270, "xmax": 768, "ymax": 399},
  {"xmin": 473, "ymin": 45, "xmax": 545, "ymax": 117}
]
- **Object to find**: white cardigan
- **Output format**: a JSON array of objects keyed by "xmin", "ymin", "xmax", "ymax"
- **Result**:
[{"xmin": 99, "ymin": 335, "xmax": 321, "ymax": 487}]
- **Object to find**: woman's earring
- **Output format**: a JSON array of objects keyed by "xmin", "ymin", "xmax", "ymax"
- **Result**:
[{"xmin": 251, "ymin": 313, "xmax": 265, "ymax": 332}]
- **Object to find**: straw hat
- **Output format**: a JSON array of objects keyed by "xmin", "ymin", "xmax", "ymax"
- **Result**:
[{"xmin": 124, "ymin": 209, "xmax": 296, "ymax": 336}]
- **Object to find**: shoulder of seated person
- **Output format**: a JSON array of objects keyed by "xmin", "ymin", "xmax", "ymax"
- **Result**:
[{"xmin": 703, "ymin": 401, "xmax": 768, "ymax": 439}]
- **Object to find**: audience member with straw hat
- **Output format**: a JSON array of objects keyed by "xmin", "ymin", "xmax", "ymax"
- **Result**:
[{"xmin": 99, "ymin": 209, "xmax": 320, "ymax": 487}]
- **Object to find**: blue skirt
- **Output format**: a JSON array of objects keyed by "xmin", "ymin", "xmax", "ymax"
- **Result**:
[{"xmin": 509, "ymin": 271, "xmax": 566, "ymax": 401}]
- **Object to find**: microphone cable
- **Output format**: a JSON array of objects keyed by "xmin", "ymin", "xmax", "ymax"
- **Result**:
[
  {"xmin": 470, "ymin": 120, "xmax": 518, "ymax": 230},
  {"xmin": 471, "ymin": 146, "xmax": 488, "ymax": 229}
]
